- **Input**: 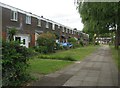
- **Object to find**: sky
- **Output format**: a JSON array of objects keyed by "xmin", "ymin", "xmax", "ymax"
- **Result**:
[{"xmin": 0, "ymin": 0, "xmax": 84, "ymax": 31}]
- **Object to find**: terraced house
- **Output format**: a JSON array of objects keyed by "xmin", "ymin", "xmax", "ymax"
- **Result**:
[{"xmin": 0, "ymin": 2, "xmax": 88, "ymax": 48}]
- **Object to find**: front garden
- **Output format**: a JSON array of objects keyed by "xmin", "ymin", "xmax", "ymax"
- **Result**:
[
  {"xmin": 2, "ymin": 31, "xmax": 99, "ymax": 86},
  {"xmin": 28, "ymin": 45, "xmax": 99, "ymax": 76}
]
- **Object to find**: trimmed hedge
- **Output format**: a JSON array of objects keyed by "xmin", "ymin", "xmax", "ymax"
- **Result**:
[{"xmin": 2, "ymin": 41, "xmax": 32, "ymax": 86}]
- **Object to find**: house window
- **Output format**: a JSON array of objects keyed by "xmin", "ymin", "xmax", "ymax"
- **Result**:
[
  {"xmin": 15, "ymin": 37, "xmax": 21, "ymax": 43},
  {"xmin": 62, "ymin": 27, "xmax": 65, "ymax": 32},
  {"xmin": 66, "ymin": 29, "xmax": 68, "ymax": 33},
  {"xmin": 69, "ymin": 30, "xmax": 71, "ymax": 34},
  {"xmin": 23, "ymin": 39, "xmax": 26, "ymax": 45},
  {"xmin": 26, "ymin": 15, "xmax": 31, "ymax": 24},
  {"xmin": 52, "ymin": 24, "xmax": 55, "ymax": 30},
  {"xmin": 58, "ymin": 25, "xmax": 60, "ymax": 29},
  {"xmin": 11, "ymin": 10, "xmax": 18, "ymax": 21},
  {"xmin": 72, "ymin": 30, "xmax": 74, "ymax": 34},
  {"xmin": 38, "ymin": 19, "xmax": 41, "ymax": 27},
  {"xmin": 46, "ymin": 22, "xmax": 49, "ymax": 28},
  {"xmin": 74, "ymin": 31, "xmax": 76, "ymax": 34}
]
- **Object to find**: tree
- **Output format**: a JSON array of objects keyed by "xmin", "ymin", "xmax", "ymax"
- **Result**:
[
  {"xmin": 8, "ymin": 28, "xmax": 17, "ymax": 41},
  {"xmin": 77, "ymin": 2, "xmax": 119, "ymax": 49}
]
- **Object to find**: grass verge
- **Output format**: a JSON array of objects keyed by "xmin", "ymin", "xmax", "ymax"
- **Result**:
[
  {"xmin": 28, "ymin": 59, "xmax": 72, "ymax": 75},
  {"xmin": 37, "ymin": 45, "xmax": 99, "ymax": 61},
  {"xmin": 110, "ymin": 46, "xmax": 119, "ymax": 71},
  {"xmin": 28, "ymin": 45, "xmax": 99, "ymax": 75}
]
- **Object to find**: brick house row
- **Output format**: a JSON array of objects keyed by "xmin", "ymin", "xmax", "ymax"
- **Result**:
[{"xmin": 0, "ymin": 2, "xmax": 86, "ymax": 48}]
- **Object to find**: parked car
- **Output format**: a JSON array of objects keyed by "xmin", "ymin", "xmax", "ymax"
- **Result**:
[{"xmin": 61, "ymin": 42, "xmax": 73, "ymax": 48}]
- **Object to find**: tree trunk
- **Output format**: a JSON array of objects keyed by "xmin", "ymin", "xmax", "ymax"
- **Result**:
[{"xmin": 115, "ymin": 29, "xmax": 119, "ymax": 50}]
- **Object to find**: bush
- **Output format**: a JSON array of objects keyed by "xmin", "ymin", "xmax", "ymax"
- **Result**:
[
  {"xmin": 68, "ymin": 37, "xmax": 79, "ymax": 48},
  {"xmin": 34, "ymin": 46, "xmax": 48, "ymax": 54},
  {"xmin": 80, "ymin": 39, "xmax": 84, "ymax": 47},
  {"xmin": 68, "ymin": 37, "xmax": 77, "ymax": 43},
  {"xmin": 54, "ymin": 43, "xmax": 63, "ymax": 50},
  {"xmin": 2, "ymin": 41, "xmax": 32, "ymax": 86},
  {"xmin": 95, "ymin": 42, "xmax": 99, "ymax": 45},
  {"xmin": 37, "ymin": 32, "xmax": 56, "ymax": 53}
]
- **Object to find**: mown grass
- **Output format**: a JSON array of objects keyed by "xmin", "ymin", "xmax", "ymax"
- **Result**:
[
  {"xmin": 110, "ymin": 46, "xmax": 119, "ymax": 70},
  {"xmin": 28, "ymin": 45, "xmax": 99, "ymax": 75},
  {"xmin": 38, "ymin": 45, "xmax": 99, "ymax": 61},
  {"xmin": 28, "ymin": 59, "xmax": 72, "ymax": 75}
]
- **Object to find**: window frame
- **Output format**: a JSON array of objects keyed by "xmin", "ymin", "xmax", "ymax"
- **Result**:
[
  {"xmin": 23, "ymin": 39, "xmax": 26, "ymax": 45},
  {"xmin": 62, "ymin": 27, "xmax": 65, "ymax": 32},
  {"xmin": 46, "ymin": 21, "xmax": 49, "ymax": 28},
  {"xmin": 69, "ymin": 29, "xmax": 71, "ymax": 34},
  {"xmin": 11, "ymin": 10, "xmax": 18, "ymax": 21},
  {"xmin": 26, "ymin": 15, "xmax": 31, "ymax": 24},
  {"xmin": 52, "ymin": 24, "xmax": 55, "ymax": 30},
  {"xmin": 58, "ymin": 25, "xmax": 60, "ymax": 29},
  {"xmin": 15, "ymin": 37, "xmax": 21, "ymax": 43},
  {"xmin": 72, "ymin": 30, "xmax": 74, "ymax": 34},
  {"xmin": 37, "ymin": 19, "xmax": 41, "ymax": 27},
  {"xmin": 66, "ymin": 29, "xmax": 68, "ymax": 33}
]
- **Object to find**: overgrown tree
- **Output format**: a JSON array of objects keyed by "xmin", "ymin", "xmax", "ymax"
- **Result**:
[{"xmin": 77, "ymin": 2, "xmax": 119, "ymax": 49}]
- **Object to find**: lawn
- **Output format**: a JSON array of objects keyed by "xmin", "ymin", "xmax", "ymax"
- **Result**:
[
  {"xmin": 110, "ymin": 46, "xmax": 119, "ymax": 70},
  {"xmin": 38, "ymin": 45, "xmax": 99, "ymax": 61},
  {"xmin": 28, "ymin": 45, "xmax": 99, "ymax": 75},
  {"xmin": 28, "ymin": 59, "xmax": 72, "ymax": 75}
]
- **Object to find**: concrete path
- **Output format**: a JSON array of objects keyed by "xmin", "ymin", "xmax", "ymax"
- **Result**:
[{"xmin": 30, "ymin": 45, "xmax": 118, "ymax": 86}]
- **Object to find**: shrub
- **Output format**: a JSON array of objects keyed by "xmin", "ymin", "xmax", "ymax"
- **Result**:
[
  {"xmin": 80, "ymin": 39, "xmax": 84, "ymax": 47},
  {"xmin": 34, "ymin": 46, "xmax": 48, "ymax": 54},
  {"xmin": 2, "ymin": 41, "xmax": 32, "ymax": 86},
  {"xmin": 95, "ymin": 42, "xmax": 99, "ymax": 45},
  {"xmin": 37, "ymin": 32, "xmax": 56, "ymax": 53},
  {"xmin": 68, "ymin": 37, "xmax": 78, "ymax": 48},
  {"xmin": 54, "ymin": 43, "xmax": 63, "ymax": 50}
]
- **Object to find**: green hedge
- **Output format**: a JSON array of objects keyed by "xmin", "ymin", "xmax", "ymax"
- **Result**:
[{"xmin": 2, "ymin": 41, "xmax": 32, "ymax": 86}]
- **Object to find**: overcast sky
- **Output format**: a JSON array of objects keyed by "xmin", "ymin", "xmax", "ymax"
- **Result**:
[{"xmin": 0, "ymin": 0, "xmax": 84, "ymax": 30}]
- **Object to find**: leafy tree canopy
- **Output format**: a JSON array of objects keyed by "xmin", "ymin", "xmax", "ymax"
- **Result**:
[{"xmin": 78, "ymin": 2, "xmax": 118, "ymax": 35}]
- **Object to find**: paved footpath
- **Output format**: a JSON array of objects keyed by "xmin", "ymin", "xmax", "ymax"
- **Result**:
[{"xmin": 30, "ymin": 45, "xmax": 118, "ymax": 86}]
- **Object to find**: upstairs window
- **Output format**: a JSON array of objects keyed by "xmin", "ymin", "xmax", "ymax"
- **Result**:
[
  {"xmin": 52, "ymin": 24, "xmax": 55, "ymax": 30},
  {"xmin": 62, "ymin": 27, "xmax": 65, "ymax": 32},
  {"xmin": 72, "ymin": 30, "xmax": 74, "ymax": 34},
  {"xmin": 66, "ymin": 29, "xmax": 68, "ymax": 33},
  {"xmin": 46, "ymin": 22, "xmax": 49, "ymax": 28},
  {"xmin": 11, "ymin": 10, "xmax": 18, "ymax": 21},
  {"xmin": 38, "ymin": 19, "xmax": 41, "ymax": 27},
  {"xmin": 69, "ymin": 30, "xmax": 71, "ymax": 34},
  {"xmin": 58, "ymin": 25, "xmax": 60, "ymax": 29},
  {"xmin": 71, "ymin": 30, "xmax": 72, "ymax": 34},
  {"xmin": 26, "ymin": 15, "xmax": 31, "ymax": 24},
  {"xmin": 74, "ymin": 31, "xmax": 76, "ymax": 34}
]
